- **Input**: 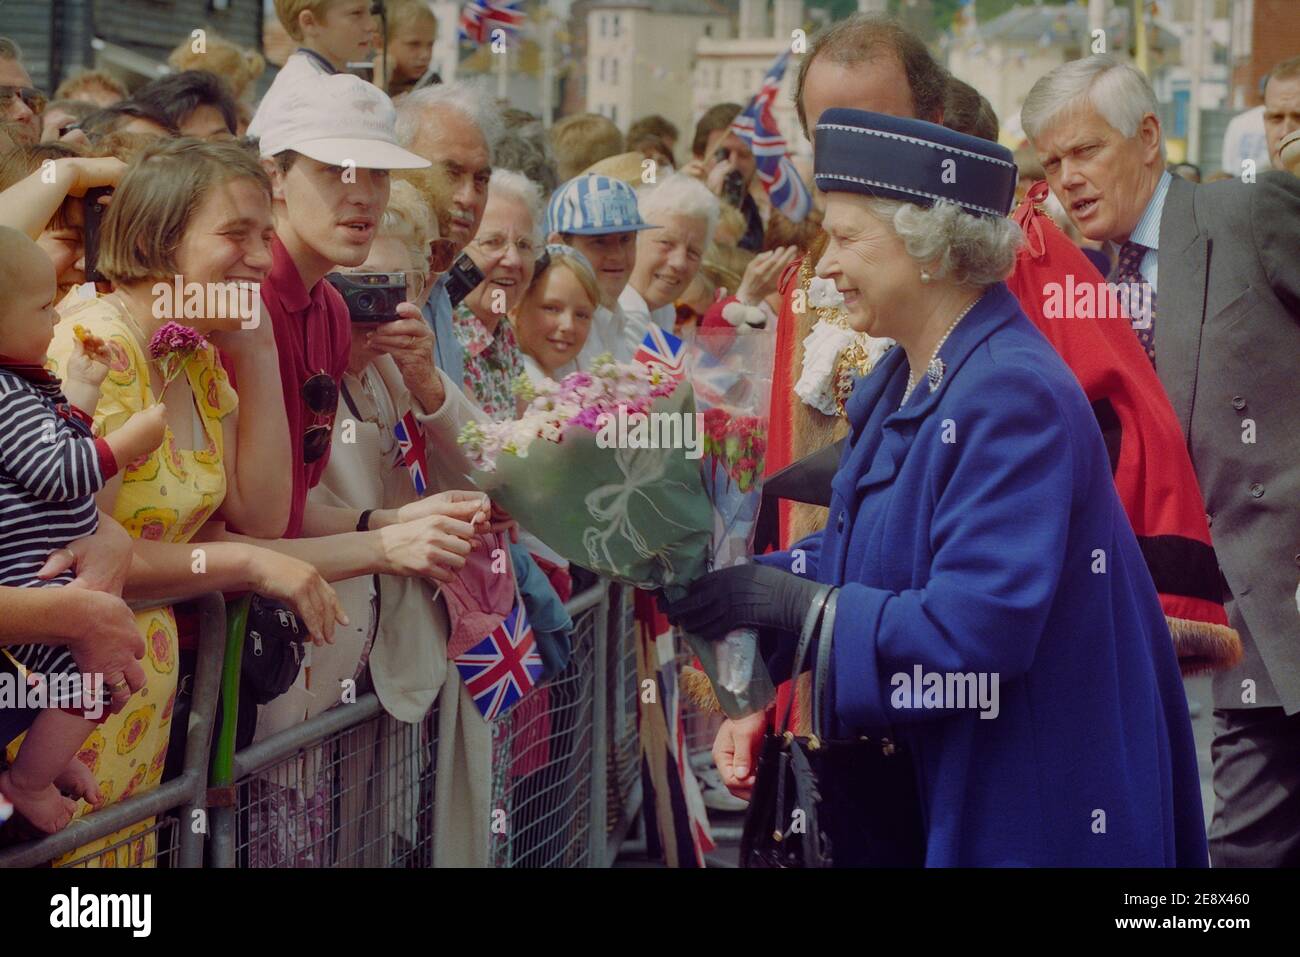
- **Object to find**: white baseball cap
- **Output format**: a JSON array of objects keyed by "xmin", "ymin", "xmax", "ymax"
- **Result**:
[{"xmin": 254, "ymin": 73, "xmax": 429, "ymax": 170}]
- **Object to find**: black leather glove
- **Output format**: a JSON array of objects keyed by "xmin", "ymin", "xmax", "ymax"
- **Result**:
[{"xmin": 658, "ymin": 564, "xmax": 825, "ymax": 642}]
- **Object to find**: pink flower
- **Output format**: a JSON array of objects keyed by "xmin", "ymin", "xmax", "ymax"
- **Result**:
[
  {"xmin": 148, "ymin": 322, "xmax": 208, "ymax": 390},
  {"xmin": 148, "ymin": 322, "xmax": 207, "ymax": 360}
]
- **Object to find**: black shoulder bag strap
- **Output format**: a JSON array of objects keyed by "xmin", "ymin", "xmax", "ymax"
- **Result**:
[
  {"xmin": 811, "ymin": 588, "xmax": 840, "ymax": 743},
  {"xmin": 775, "ymin": 584, "xmax": 833, "ymax": 736}
]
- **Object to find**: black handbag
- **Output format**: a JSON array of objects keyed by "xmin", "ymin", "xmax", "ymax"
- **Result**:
[
  {"xmin": 739, "ymin": 586, "xmax": 927, "ymax": 867},
  {"xmin": 239, "ymin": 593, "xmax": 307, "ymax": 706}
]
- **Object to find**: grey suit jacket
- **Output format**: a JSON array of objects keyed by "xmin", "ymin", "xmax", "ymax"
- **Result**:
[{"xmin": 1156, "ymin": 171, "xmax": 1300, "ymax": 712}]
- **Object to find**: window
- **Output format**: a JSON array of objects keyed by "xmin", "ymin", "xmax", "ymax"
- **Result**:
[
  {"xmin": 611, "ymin": 104, "xmax": 618, "ymax": 126},
  {"xmin": 704, "ymin": 23, "xmax": 713, "ymax": 38},
  {"xmin": 612, "ymin": 58, "xmax": 619, "ymax": 85},
  {"xmin": 599, "ymin": 14, "xmax": 606, "ymax": 38},
  {"xmin": 612, "ymin": 14, "xmax": 621, "ymax": 37},
  {"xmin": 599, "ymin": 57, "xmax": 606, "ymax": 82}
]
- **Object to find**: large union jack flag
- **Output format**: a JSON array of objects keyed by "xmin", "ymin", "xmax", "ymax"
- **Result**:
[
  {"xmin": 459, "ymin": 0, "xmax": 526, "ymax": 45},
  {"xmin": 454, "ymin": 600, "xmax": 543, "ymax": 720},
  {"xmin": 633, "ymin": 326, "xmax": 686, "ymax": 382},
  {"xmin": 729, "ymin": 51, "xmax": 812, "ymax": 223},
  {"xmin": 392, "ymin": 409, "xmax": 427, "ymax": 496}
]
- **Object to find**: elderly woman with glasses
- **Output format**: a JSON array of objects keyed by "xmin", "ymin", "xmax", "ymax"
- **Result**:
[
  {"xmin": 664, "ymin": 110, "xmax": 1207, "ymax": 867},
  {"xmin": 452, "ymin": 168, "xmax": 544, "ymax": 422}
]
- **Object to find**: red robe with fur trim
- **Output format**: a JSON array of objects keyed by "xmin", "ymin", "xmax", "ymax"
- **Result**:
[{"xmin": 1006, "ymin": 183, "xmax": 1236, "ymax": 670}]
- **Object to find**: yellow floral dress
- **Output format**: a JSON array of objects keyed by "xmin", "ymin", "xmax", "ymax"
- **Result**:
[{"xmin": 14, "ymin": 295, "xmax": 236, "ymax": 866}]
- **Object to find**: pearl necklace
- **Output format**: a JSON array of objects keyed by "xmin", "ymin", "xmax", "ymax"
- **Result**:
[{"xmin": 899, "ymin": 297, "xmax": 980, "ymax": 409}]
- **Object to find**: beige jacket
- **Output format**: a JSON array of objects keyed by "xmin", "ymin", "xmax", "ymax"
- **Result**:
[{"xmin": 256, "ymin": 360, "xmax": 493, "ymax": 865}]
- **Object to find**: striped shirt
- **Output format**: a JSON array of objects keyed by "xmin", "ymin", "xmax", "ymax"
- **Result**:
[
  {"xmin": 1108, "ymin": 170, "xmax": 1171, "ymax": 291},
  {"xmin": 0, "ymin": 368, "xmax": 114, "ymax": 705}
]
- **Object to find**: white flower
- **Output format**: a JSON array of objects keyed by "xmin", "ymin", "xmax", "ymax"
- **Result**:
[{"xmin": 807, "ymin": 276, "xmax": 845, "ymax": 309}]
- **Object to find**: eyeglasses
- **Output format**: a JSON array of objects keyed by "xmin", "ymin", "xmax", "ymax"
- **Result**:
[
  {"xmin": 472, "ymin": 232, "xmax": 538, "ymax": 261},
  {"xmin": 0, "ymin": 86, "xmax": 47, "ymax": 116},
  {"xmin": 301, "ymin": 371, "xmax": 339, "ymax": 464}
]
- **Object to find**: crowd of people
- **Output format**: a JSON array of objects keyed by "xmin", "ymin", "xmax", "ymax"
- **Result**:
[{"xmin": 0, "ymin": 0, "xmax": 1297, "ymax": 868}]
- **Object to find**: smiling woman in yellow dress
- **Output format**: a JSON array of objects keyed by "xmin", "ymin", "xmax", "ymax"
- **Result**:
[{"xmin": 28, "ymin": 138, "xmax": 339, "ymax": 866}]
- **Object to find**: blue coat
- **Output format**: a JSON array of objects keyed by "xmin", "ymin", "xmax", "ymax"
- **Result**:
[{"xmin": 759, "ymin": 283, "xmax": 1206, "ymax": 866}]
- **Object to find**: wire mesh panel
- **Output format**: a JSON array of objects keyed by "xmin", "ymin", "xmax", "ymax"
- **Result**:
[
  {"xmin": 232, "ymin": 705, "xmax": 439, "ymax": 868},
  {"xmin": 488, "ymin": 599, "xmax": 598, "ymax": 868},
  {"xmin": 605, "ymin": 584, "xmax": 640, "ymax": 835},
  {"xmin": 56, "ymin": 814, "xmax": 181, "ymax": 869}
]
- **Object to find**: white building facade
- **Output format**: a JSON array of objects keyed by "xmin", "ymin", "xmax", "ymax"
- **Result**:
[
  {"xmin": 585, "ymin": 0, "xmax": 730, "ymax": 143},
  {"xmin": 693, "ymin": 0, "xmax": 808, "ymax": 158}
]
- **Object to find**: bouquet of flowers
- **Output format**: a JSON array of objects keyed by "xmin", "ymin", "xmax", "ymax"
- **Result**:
[
  {"xmin": 459, "ymin": 324, "xmax": 778, "ymax": 717},
  {"xmin": 687, "ymin": 323, "xmax": 778, "ymax": 714},
  {"xmin": 459, "ymin": 355, "xmax": 714, "ymax": 587}
]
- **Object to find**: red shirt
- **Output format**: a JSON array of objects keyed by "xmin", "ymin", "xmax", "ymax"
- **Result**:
[{"xmin": 224, "ymin": 234, "xmax": 350, "ymax": 539}]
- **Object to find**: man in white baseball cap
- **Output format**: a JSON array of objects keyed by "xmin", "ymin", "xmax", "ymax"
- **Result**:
[{"xmin": 238, "ymin": 71, "xmax": 435, "ymax": 541}]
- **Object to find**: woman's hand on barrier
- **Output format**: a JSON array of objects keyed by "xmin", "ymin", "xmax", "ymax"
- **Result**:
[
  {"xmin": 248, "ymin": 547, "xmax": 348, "ymax": 646},
  {"xmin": 713, "ymin": 710, "xmax": 768, "ymax": 801},
  {"xmin": 379, "ymin": 512, "xmax": 476, "ymax": 583},
  {"xmin": 64, "ymin": 590, "xmax": 147, "ymax": 714}
]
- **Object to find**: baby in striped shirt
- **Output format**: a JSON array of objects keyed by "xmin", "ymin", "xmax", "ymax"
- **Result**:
[{"xmin": 0, "ymin": 228, "xmax": 165, "ymax": 833}]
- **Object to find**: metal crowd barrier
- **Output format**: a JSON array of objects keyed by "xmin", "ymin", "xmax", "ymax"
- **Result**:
[
  {"xmin": 1, "ymin": 581, "xmax": 646, "ymax": 868},
  {"xmin": 0, "ymin": 592, "xmax": 226, "ymax": 868}
]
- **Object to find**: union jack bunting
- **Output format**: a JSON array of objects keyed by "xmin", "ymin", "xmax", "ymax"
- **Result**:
[
  {"xmin": 392, "ymin": 409, "xmax": 428, "ymax": 496},
  {"xmin": 729, "ymin": 51, "xmax": 812, "ymax": 223},
  {"xmin": 633, "ymin": 326, "xmax": 687, "ymax": 382},
  {"xmin": 454, "ymin": 599, "xmax": 543, "ymax": 720},
  {"xmin": 458, "ymin": 0, "xmax": 526, "ymax": 45}
]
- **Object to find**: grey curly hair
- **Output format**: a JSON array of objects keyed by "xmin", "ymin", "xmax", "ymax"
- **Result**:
[{"xmin": 866, "ymin": 198, "xmax": 1021, "ymax": 287}]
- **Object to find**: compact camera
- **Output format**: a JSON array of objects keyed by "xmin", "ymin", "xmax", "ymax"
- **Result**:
[{"xmin": 325, "ymin": 271, "xmax": 407, "ymax": 323}]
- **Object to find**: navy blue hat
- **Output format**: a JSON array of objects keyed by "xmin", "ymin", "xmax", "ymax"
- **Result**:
[{"xmin": 814, "ymin": 109, "xmax": 1017, "ymax": 218}]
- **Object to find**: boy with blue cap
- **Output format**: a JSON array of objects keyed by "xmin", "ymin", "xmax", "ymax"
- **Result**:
[{"xmin": 544, "ymin": 174, "xmax": 657, "ymax": 364}]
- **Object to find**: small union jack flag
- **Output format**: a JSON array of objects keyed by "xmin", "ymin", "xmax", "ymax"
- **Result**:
[
  {"xmin": 458, "ymin": 0, "xmax": 526, "ymax": 45},
  {"xmin": 634, "ymin": 326, "xmax": 687, "ymax": 382},
  {"xmin": 392, "ymin": 409, "xmax": 427, "ymax": 495},
  {"xmin": 454, "ymin": 600, "xmax": 543, "ymax": 720},
  {"xmin": 729, "ymin": 51, "xmax": 812, "ymax": 223}
]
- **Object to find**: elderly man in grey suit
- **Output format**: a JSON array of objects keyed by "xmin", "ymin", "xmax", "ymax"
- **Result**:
[{"xmin": 1023, "ymin": 54, "xmax": 1300, "ymax": 867}]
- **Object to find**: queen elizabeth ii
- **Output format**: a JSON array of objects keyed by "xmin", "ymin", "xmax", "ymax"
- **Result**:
[{"xmin": 664, "ymin": 109, "xmax": 1207, "ymax": 867}]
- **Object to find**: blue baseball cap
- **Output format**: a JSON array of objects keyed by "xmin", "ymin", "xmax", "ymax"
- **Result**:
[{"xmin": 545, "ymin": 174, "xmax": 658, "ymax": 236}]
